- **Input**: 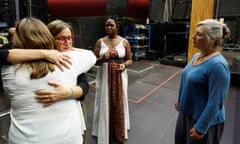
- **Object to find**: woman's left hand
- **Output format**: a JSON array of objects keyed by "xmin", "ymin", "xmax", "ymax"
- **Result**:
[
  {"xmin": 190, "ymin": 127, "xmax": 204, "ymax": 140},
  {"xmin": 35, "ymin": 81, "xmax": 70, "ymax": 107},
  {"xmin": 44, "ymin": 50, "xmax": 72, "ymax": 71},
  {"xmin": 118, "ymin": 63, "xmax": 126, "ymax": 71},
  {"xmin": 111, "ymin": 63, "xmax": 126, "ymax": 72}
]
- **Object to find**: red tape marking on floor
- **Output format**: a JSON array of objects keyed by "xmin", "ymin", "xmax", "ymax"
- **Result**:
[{"xmin": 128, "ymin": 68, "xmax": 182, "ymax": 104}]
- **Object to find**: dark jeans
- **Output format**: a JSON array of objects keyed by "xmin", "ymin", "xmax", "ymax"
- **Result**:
[{"xmin": 175, "ymin": 112, "xmax": 224, "ymax": 144}]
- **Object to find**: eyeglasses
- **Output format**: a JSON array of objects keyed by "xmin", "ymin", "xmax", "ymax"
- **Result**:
[{"xmin": 55, "ymin": 36, "xmax": 73, "ymax": 42}]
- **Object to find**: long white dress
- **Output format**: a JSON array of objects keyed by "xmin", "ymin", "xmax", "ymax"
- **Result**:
[
  {"xmin": 1, "ymin": 50, "xmax": 96, "ymax": 144},
  {"xmin": 92, "ymin": 38, "xmax": 130, "ymax": 144}
]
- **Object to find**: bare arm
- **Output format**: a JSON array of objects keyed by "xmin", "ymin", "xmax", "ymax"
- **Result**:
[
  {"xmin": 7, "ymin": 49, "xmax": 71, "ymax": 71},
  {"xmin": 117, "ymin": 39, "xmax": 133, "ymax": 71},
  {"xmin": 123, "ymin": 39, "xmax": 133, "ymax": 67}
]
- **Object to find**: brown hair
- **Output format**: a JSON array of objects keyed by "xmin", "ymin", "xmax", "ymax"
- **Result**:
[
  {"xmin": 47, "ymin": 19, "xmax": 74, "ymax": 37},
  {"xmin": 13, "ymin": 17, "xmax": 56, "ymax": 79}
]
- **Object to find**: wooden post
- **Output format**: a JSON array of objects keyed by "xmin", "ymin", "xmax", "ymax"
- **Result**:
[{"xmin": 187, "ymin": 0, "xmax": 215, "ymax": 62}]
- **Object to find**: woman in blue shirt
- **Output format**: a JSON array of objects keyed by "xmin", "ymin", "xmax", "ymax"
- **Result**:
[{"xmin": 174, "ymin": 19, "xmax": 231, "ymax": 144}]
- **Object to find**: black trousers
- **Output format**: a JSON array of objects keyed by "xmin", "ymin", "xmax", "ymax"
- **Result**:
[{"xmin": 175, "ymin": 112, "xmax": 224, "ymax": 144}]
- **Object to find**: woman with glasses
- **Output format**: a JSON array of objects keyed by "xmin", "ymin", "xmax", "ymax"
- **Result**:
[
  {"xmin": 35, "ymin": 19, "xmax": 95, "ymax": 144},
  {"xmin": 35, "ymin": 20, "xmax": 92, "ymax": 107},
  {"xmin": 1, "ymin": 17, "xmax": 96, "ymax": 144}
]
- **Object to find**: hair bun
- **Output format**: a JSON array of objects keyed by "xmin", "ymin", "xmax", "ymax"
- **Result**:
[{"xmin": 222, "ymin": 23, "xmax": 230, "ymax": 39}]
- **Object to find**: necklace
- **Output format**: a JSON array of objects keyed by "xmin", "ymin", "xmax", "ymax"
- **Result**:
[
  {"xmin": 193, "ymin": 51, "xmax": 220, "ymax": 66},
  {"xmin": 197, "ymin": 50, "xmax": 219, "ymax": 60},
  {"xmin": 198, "ymin": 53, "xmax": 211, "ymax": 60}
]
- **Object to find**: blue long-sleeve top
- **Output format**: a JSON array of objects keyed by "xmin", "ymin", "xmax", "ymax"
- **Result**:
[
  {"xmin": 0, "ymin": 49, "xmax": 10, "ymax": 65},
  {"xmin": 0, "ymin": 49, "xmax": 10, "ymax": 91},
  {"xmin": 178, "ymin": 53, "xmax": 230, "ymax": 134}
]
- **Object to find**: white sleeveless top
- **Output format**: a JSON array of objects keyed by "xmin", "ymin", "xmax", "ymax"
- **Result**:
[{"xmin": 99, "ymin": 38, "xmax": 126, "ymax": 58}]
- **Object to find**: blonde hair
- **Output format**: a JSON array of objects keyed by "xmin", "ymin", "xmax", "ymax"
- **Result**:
[
  {"xmin": 13, "ymin": 17, "xmax": 56, "ymax": 79},
  {"xmin": 197, "ymin": 19, "xmax": 231, "ymax": 47}
]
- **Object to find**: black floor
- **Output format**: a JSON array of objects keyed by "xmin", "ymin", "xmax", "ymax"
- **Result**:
[{"xmin": 0, "ymin": 59, "xmax": 239, "ymax": 144}]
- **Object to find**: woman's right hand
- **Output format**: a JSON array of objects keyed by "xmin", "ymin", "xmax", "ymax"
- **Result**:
[
  {"xmin": 174, "ymin": 101, "xmax": 178, "ymax": 111},
  {"xmin": 103, "ymin": 51, "xmax": 110, "ymax": 59}
]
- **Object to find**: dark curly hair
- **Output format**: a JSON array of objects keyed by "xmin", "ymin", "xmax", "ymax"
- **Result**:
[{"xmin": 105, "ymin": 15, "xmax": 121, "ymax": 28}]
